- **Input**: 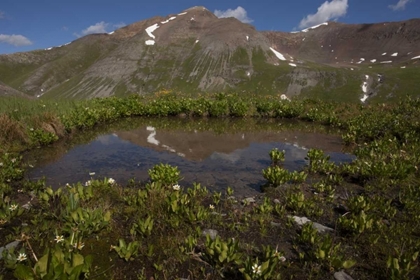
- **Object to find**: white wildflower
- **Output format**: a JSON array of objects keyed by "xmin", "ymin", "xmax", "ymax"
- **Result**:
[
  {"xmin": 54, "ymin": 235, "xmax": 64, "ymax": 243},
  {"xmin": 73, "ymin": 242, "xmax": 85, "ymax": 250},
  {"xmin": 17, "ymin": 253, "xmax": 27, "ymax": 262},
  {"xmin": 108, "ymin": 178, "xmax": 116, "ymax": 185},
  {"xmin": 9, "ymin": 204, "xmax": 18, "ymax": 211},
  {"xmin": 252, "ymin": 263, "xmax": 262, "ymax": 275},
  {"xmin": 172, "ymin": 184, "xmax": 181, "ymax": 191}
]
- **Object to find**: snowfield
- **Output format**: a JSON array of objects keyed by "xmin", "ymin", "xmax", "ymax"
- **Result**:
[
  {"xmin": 301, "ymin": 22, "xmax": 328, "ymax": 32},
  {"xmin": 270, "ymin": 47, "xmax": 286, "ymax": 61},
  {"xmin": 145, "ymin": 23, "xmax": 159, "ymax": 39}
]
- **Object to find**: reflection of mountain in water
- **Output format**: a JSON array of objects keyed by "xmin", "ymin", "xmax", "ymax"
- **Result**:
[
  {"xmin": 27, "ymin": 118, "xmax": 354, "ymax": 196},
  {"xmin": 116, "ymin": 125, "xmax": 346, "ymax": 162}
]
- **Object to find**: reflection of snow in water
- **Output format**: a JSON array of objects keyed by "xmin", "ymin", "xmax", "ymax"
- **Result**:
[
  {"xmin": 146, "ymin": 127, "xmax": 159, "ymax": 145},
  {"xmin": 147, "ymin": 127, "xmax": 184, "ymax": 156}
]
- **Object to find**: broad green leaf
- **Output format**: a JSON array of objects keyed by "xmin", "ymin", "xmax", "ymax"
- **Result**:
[
  {"xmin": 34, "ymin": 253, "xmax": 49, "ymax": 274},
  {"xmin": 104, "ymin": 210, "xmax": 111, "ymax": 222},
  {"xmin": 72, "ymin": 253, "xmax": 84, "ymax": 267},
  {"xmin": 261, "ymin": 260, "xmax": 270, "ymax": 273},
  {"xmin": 13, "ymin": 264, "xmax": 35, "ymax": 280},
  {"xmin": 342, "ymin": 260, "xmax": 356, "ymax": 269}
]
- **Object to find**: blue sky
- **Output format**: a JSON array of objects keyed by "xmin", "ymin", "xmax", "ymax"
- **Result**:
[{"xmin": 0, "ymin": 0, "xmax": 418, "ymax": 54}]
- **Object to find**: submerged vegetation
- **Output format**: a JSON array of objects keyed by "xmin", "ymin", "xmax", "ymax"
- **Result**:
[{"xmin": 1, "ymin": 92, "xmax": 420, "ymax": 279}]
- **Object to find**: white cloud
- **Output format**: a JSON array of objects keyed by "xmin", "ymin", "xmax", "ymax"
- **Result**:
[
  {"xmin": 214, "ymin": 6, "xmax": 253, "ymax": 23},
  {"xmin": 0, "ymin": 34, "xmax": 33, "ymax": 46},
  {"xmin": 74, "ymin": 21, "xmax": 109, "ymax": 37},
  {"xmin": 299, "ymin": 0, "xmax": 348, "ymax": 29},
  {"xmin": 74, "ymin": 21, "xmax": 126, "ymax": 37},
  {"xmin": 81, "ymin": 21, "xmax": 109, "ymax": 35},
  {"xmin": 389, "ymin": 0, "xmax": 412, "ymax": 10},
  {"xmin": 113, "ymin": 22, "xmax": 126, "ymax": 29},
  {"xmin": 0, "ymin": 11, "xmax": 4, "ymax": 19}
]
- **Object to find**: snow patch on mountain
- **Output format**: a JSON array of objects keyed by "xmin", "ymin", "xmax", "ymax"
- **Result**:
[
  {"xmin": 270, "ymin": 47, "xmax": 286, "ymax": 61},
  {"xmin": 301, "ymin": 22, "xmax": 328, "ymax": 32},
  {"xmin": 145, "ymin": 23, "xmax": 159, "ymax": 39},
  {"xmin": 360, "ymin": 75, "xmax": 369, "ymax": 103}
]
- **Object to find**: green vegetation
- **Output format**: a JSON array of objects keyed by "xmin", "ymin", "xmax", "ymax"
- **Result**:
[{"xmin": 1, "ymin": 93, "xmax": 420, "ymax": 279}]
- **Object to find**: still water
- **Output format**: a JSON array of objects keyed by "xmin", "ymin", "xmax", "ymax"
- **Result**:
[{"xmin": 26, "ymin": 118, "xmax": 354, "ymax": 196}]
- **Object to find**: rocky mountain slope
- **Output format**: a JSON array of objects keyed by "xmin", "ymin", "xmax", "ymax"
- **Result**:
[{"xmin": 0, "ymin": 6, "xmax": 419, "ymax": 103}]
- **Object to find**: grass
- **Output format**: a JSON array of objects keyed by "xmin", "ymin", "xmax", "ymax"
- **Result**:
[{"xmin": 1, "ymin": 94, "xmax": 420, "ymax": 279}]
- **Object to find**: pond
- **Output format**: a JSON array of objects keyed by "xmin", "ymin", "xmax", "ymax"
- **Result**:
[{"xmin": 25, "ymin": 117, "xmax": 355, "ymax": 196}]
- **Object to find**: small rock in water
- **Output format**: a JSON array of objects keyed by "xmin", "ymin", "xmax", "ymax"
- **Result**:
[
  {"xmin": 202, "ymin": 229, "xmax": 218, "ymax": 240},
  {"xmin": 334, "ymin": 271, "xmax": 354, "ymax": 280}
]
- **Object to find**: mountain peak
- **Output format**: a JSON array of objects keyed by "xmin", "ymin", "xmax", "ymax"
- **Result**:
[{"xmin": 184, "ymin": 6, "xmax": 210, "ymax": 12}]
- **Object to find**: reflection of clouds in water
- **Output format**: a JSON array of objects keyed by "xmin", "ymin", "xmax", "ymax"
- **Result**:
[
  {"xmin": 210, "ymin": 149, "xmax": 245, "ymax": 163},
  {"xmin": 95, "ymin": 134, "xmax": 126, "ymax": 145},
  {"xmin": 285, "ymin": 143, "xmax": 309, "ymax": 163}
]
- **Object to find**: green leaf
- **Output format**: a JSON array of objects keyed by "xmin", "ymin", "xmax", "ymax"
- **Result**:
[
  {"xmin": 72, "ymin": 253, "xmax": 84, "ymax": 267},
  {"xmin": 13, "ymin": 264, "xmax": 35, "ymax": 280},
  {"xmin": 34, "ymin": 252, "xmax": 49, "ymax": 274},
  {"xmin": 68, "ymin": 265, "xmax": 84, "ymax": 280},
  {"xmin": 219, "ymin": 251, "xmax": 227, "ymax": 263},
  {"xmin": 261, "ymin": 260, "xmax": 270, "ymax": 273},
  {"xmin": 342, "ymin": 260, "xmax": 356, "ymax": 269},
  {"xmin": 104, "ymin": 210, "xmax": 111, "ymax": 222},
  {"xmin": 318, "ymin": 249, "xmax": 325, "ymax": 259}
]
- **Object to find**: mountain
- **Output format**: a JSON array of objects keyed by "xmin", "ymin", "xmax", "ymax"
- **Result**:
[
  {"xmin": 0, "ymin": 81, "xmax": 29, "ymax": 97},
  {"xmin": 0, "ymin": 6, "xmax": 419, "ymax": 102}
]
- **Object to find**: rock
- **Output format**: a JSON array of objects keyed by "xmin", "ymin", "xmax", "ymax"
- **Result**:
[
  {"xmin": 242, "ymin": 197, "xmax": 256, "ymax": 204},
  {"xmin": 312, "ymin": 222, "xmax": 334, "ymax": 233},
  {"xmin": 202, "ymin": 229, "xmax": 218, "ymax": 240},
  {"xmin": 291, "ymin": 216, "xmax": 311, "ymax": 225},
  {"xmin": 0, "ymin": 241, "xmax": 20, "ymax": 260},
  {"xmin": 22, "ymin": 201, "xmax": 32, "ymax": 210},
  {"xmin": 273, "ymin": 199, "xmax": 281, "ymax": 204},
  {"xmin": 289, "ymin": 215, "xmax": 334, "ymax": 233},
  {"xmin": 227, "ymin": 196, "xmax": 238, "ymax": 203},
  {"xmin": 334, "ymin": 271, "xmax": 354, "ymax": 280}
]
